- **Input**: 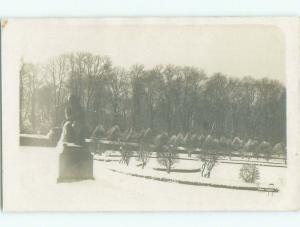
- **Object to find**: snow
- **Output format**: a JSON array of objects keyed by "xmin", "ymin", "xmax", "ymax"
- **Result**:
[{"xmin": 3, "ymin": 146, "xmax": 289, "ymax": 211}]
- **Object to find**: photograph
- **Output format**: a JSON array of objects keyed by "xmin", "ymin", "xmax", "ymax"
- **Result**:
[{"xmin": 1, "ymin": 17, "xmax": 299, "ymax": 211}]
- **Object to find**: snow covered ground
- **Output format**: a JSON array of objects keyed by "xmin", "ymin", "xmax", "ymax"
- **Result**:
[{"xmin": 3, "ymin": 146, "xmax": 289, "ymax": 211}]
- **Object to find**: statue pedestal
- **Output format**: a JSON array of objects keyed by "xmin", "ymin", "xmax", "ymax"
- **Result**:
[{"xmin": 57, "ymin": 144, "xmax": 94, "ymax": 183}]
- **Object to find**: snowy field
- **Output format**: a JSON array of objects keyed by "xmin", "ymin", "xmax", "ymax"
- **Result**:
[
  {"xmin": 3, "ymin": 146, "xmax": 289, "ymax": 211},
  {"xmin": 97, "ymin": 153, "xmax": 285, "ymax": 191}
]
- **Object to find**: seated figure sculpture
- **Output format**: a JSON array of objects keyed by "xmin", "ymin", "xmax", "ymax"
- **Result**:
[
  {"xmin": 61, "ymin": 94, "xmax": 85, "ymax": 145},
  {"xmin": 57, "ymin": 94, "xmax": 94, "ymax": 182}
]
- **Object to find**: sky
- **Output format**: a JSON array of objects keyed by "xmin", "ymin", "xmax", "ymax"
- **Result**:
[{"xmin": 7, "ymin": 19, "xmax": 285, "ymax": 83}]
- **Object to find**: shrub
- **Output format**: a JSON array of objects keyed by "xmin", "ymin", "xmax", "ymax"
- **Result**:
[
  {"xmin": 130, "ymin": 129, "xmax": 145, "ymax": 143},
  {"xmin": 176, "ymin": 133, "xmax": 185, "ymax": 147},
  {"xmin": 239, "ymin": 164, "xmax": 260, "ymax": 183},
  {"xmin": 183, "ymin": 133, "xmax": 191, "ymax": 146},
  {"xmin": 123, "ymin": 128, "xmax": 133, "ymax": 141},
  {"xmin": 142, "ymin": 128, "xmax": 153, "ymax": 145},
  {"xmin": 197, "ymin": 135, "xmax": 205, "ymax": 148},
  {"xmin": 107, "ymin": 125, "xmax": 121, "ymax": 141},
  {"xmin": 232, "ymin": 137, "xmax": 243, "ymax": 151},
  {"xmin": 190, "ymin": 134, "xmax": 199, "ymax": 148},
  {"xmin": 212, "ymin": 138, "xmax": 220, "ymax": 152},
  {"xmin": 244, "ymin": 139, "xmax": 256, "ymax": 153},
  {"xmin": 169, "ymin": 135, "xmax": 178, "ymax": 146},
  {"xmin": 273, "ymin": 143, "xmax": 285, "ymax": 155},
  {"xmin": 202, "ymin": 135, "xmax": 214, "ymax": 153},
  {"xmin": 184, "ymin": 133, "xmax": 193, "ymax": 156},
  {"xmin": 219, "ymin": 136, "xmax": 228, "ymax": 150},
  {"xmin": 138, "ymin": 129, "xmax": 146, "ymax": 141},
  {"xmin": 154, "ymin": 132, "xmax": 169, "ymax": 148},
  {"xmin": 258, "ymin": 141, "xmax": 272, "ymax": 160},
  {"xmin": 91, "ymin": 124, "xmax": 106, "ymax": 139}
]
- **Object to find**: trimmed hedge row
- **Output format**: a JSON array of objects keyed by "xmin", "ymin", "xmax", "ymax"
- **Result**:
[{"xmin": 91, "ymin": 124, "xmax": 286, "ymax": 157}]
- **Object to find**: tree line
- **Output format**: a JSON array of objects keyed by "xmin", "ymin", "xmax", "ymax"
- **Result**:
[{"xmin": 20, "ymin": 52, "xmax": 286, "ymax": 145}]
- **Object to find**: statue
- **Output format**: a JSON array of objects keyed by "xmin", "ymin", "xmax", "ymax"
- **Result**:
[
  {"xmin": 61, "ymin": 94, "xmax": 85, "ymax": 145},
  {"xmin": 57, "ymin": 94, "xmax": 94, "ymax": 183}
]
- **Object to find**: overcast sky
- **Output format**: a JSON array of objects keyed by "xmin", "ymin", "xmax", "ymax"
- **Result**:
[{"xmin": 9, "ymin": 20, "xmax": 285, "ymax": 83}]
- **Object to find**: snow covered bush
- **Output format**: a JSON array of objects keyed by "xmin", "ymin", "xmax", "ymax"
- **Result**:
[
  {"xmin": 183, "ymin": 133, "xmax": 191, "ymax": 146},
  {"xmin": 219, "ymin": 136, "xmax": 228, "ymax": 151},
  {"xmin": 273, "ymin": 143, "xmax": 285, "ymax": 156},
  {"xmin": 127, "ymin": 129, "xmax": 145, "ymax": 143},
  {"xmin": 232, "ymin": 137, "xmax": 243, "ymax": 151},
  {"xmin": 184, "ymin": 133, "xmax": 193, "ymax": 157},
  {"xmin": 169, "ymin": 135, "xmax": 178, "ymax": 146},
  {"xmin": 212, "ymin": 138, "xmax": 220, "ymax": 153},
  {"xmin": 190, "ymin": 134, "xmax": 198, "ymax": 147},
  {"xmin": 154, "ymin": 132, "xmax": 169, "ymax": 148},
  {"xmin": 91, "ymin": 124, "xmax": 106, "ymax": 139},
  {"xmin": 258, "ymin": 141, "xmax": 272, "ymax": 160},
  {"xmin": 121, "ymin": 128, "xmax": 130, "ymax": 141},
  {"xmin": 176, "ymin": 133, "xmax": 185, "ymax": 147},
  {"xmin": 107, "ymin": 125, "xmax": 121, "ymax": 141},
  {"xmin": 239, "ymin": 164, "xmax": 260, "ymax": 183},
  {"xmin": 197, "ymin": 135, "xmax": 205, "ymax": 148},
  {"xmin": 142, "ymin": 128, "xmax": 153, "ymax": 144},
  {"xmin": 244, "ymin": 139, "xmax": 258, "ymax": 157}
]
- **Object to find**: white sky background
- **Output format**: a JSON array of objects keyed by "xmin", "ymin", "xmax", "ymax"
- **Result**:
[{"xmin": 9, "ymin": 19, "xmax": 285, "ymax": 83}]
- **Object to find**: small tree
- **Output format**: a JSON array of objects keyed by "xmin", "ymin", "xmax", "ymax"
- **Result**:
[
  {"xmin": 136, "ymin": 128, "xmax": 153, "ymax": 169},
  {"xmin": 157, "ymin": 144, "xmax": 179, "ymax": 174},
  {"xmin": 119, "ymin": 141, "xmax": 132, "ymax": 166},
  {"xmin": 199, "ymin": 154, "xmax": 218, "ymax": 178},
  {"xmin": 155, "ymin": 132, "xmax": 178, "ymax": 173},
  {"xmin": 239, "ymin": 164, "xmax": 260, "ymax": 183}
]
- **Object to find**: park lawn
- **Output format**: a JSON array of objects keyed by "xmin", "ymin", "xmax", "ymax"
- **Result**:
[
  {"xmin": 4, "ymin": 146, "xmax": 287, "ymax": 211},
  {"xmin": 95, "ymin": 152, "xmax": 285, "ymax": 192}
]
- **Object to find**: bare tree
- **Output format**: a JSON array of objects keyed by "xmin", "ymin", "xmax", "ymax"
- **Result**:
[{"xmin": 136, "ymin": 128, "xmax": 153, "ymax": 169}]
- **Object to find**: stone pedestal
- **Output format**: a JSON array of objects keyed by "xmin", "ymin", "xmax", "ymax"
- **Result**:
[{"xmin": 57, "ymin": 144, "xmax": 94, "ymax": 183}]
